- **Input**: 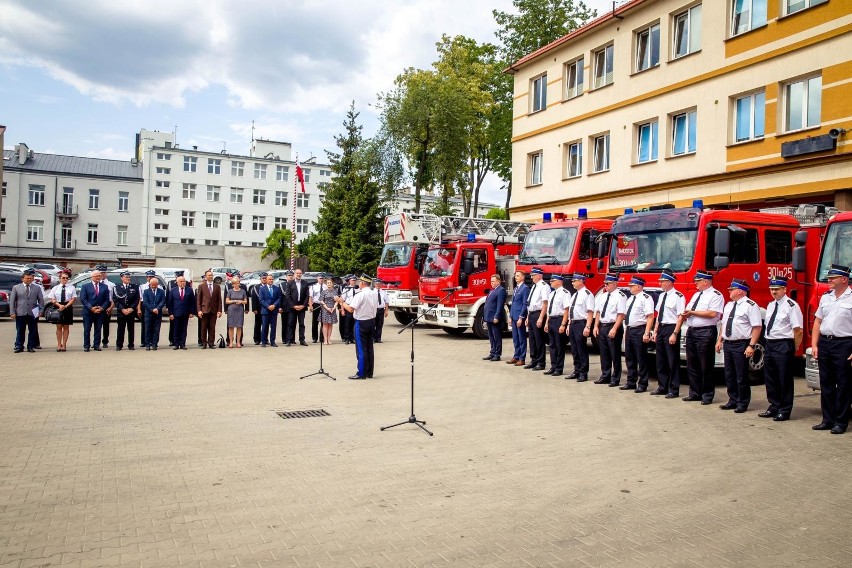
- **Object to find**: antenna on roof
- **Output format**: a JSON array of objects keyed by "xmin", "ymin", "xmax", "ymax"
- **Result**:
[{"xmin": 251, "ymin": 120, "xmax": 255, "ymax": 142}]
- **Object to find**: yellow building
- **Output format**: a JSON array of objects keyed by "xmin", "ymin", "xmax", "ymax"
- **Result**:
[{"xmin": 508, "ymin": 0, "xmax": 852, "ymax": 221}]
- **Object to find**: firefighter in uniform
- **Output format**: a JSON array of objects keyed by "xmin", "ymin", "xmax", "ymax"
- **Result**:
[
  {"xmin": 621, "ymin": 276, "xmax": 655, "ymax": 392},
  {"xmin": 760, "ymin": 276, "xmax": 803, "ymax": 421},
  {"xmin": 652, "ymin": 269, "xmax": 685, "ymax": 397},
  {"xmin": 593, "ymin": 273, "xmax": 626, "ymax": 386},
  {"xmin": 676, "ymin": 270, "xmax": 724, "ymax": 404},
  {"xmin": 523, "ymin": 268, "xmax": 550, "ymax": 371},
  {"xmin": 309, "ymin": 274, "xmax": 326, "ymax": 343},
  {"xmin": 715, "ymin": 279, "xmax": 762, "ymax": 413},
  {"xmin": 542, "ymin": 274, "xmax": 569, "ymax": 376},
  {"xmin": 339, "ymin": 275, "xmax": 358, "ymax": 344},
  {"xmin": 566, "ymin": 273, "xmax": 595, "ymax": 381},
  {"xmin": 113, "ymin": 271, "xmax": 140, "ymax": 350},
  {"xmin": 811, "ymin": 264, "xmax": 852, "ymax": 434}
]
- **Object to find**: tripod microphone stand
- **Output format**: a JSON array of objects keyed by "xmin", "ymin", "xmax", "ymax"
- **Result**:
[
  {"xmin": 300, "ymin": 308, "xmax": 336, "ymax": 380},
  {"xmin": 380, "ymin": 288, "xmax": 456, "ymax": 436}
]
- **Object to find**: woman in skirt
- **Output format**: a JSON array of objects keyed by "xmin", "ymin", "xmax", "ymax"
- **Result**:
[
  {"xmin": 319, "ymin": 279, "xmax": 339, "ymax": 345},
  {"xmin": 46, "ymin": 270, "xmax": 76, "ymax": 351}
]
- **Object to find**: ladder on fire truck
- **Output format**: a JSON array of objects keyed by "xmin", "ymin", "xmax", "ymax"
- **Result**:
[
  {"xmin": 759, "ymin": 204, "xmax": 839, "ymax": 227},
  {"xmin": 384, "ymin": 213, "xmax": 529, "ymax": 244}
]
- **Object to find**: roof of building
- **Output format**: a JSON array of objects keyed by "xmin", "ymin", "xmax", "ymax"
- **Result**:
[{"xmin": 2, "ymin": 149, "xmax": 143, "ymax": 181}]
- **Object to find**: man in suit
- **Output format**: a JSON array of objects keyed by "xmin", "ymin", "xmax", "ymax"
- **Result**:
[
  {"xmin": 97, "ymin": 266, "xmax": 115, "ymax": 348},
  {"xmin": 288, "ymin": 268, "xmax": 311, "ymax": 346},
  {"xmin": 482, "ymin": 274, "xmax": 507, "ymax": 361},
  {"xmin": 508, "ymin": 270, "xmax": 529, "ymax": 366},
  {"xmin": 137, "ymin": 270, "xmax": 156, "ymax": 348},
  {"xmin": 142, "ymin": 277, "xmax": 166, "ymax": 350},
  {"xmin": 168, "ymin": 275, "xmax": 196, "ymax": 350},
  {"xmin": 250, "ymin": 281, "xmax": 262, "ymax": 345},
  {"xmin": 196, "ymin": 269, "xmax": 223, "ymax": 349},
  {"xmin": 113, "ymin": 271, "xmax": 140, "ymax": 351},
  {"xmin": 258, "ymin": 273, "xmax": 281, "ymax": 347},
  {"xmin": 9, "ymin": 269, "xmax": 45, "ymax": 353},
  {"xmin": 79, "ymin": 270, "xmax": 112, "ymax": 352},
  {"xmin": 279, "ymin": 271, "xmax": 293, "ymax": 345}
]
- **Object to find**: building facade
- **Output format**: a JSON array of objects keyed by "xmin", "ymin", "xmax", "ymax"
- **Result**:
[
  {"xmin": 508, "ymin": 0, "xmax": 852, "ymax": 221},
  {"xmin": 386, "ymin": 188, "xmax": 501, "ymax": 217}
]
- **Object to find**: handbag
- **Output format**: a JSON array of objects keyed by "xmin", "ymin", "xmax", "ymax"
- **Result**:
[
  {"xmin": 217, "ymin": 334, "xmax": 226, "ymax": 349},
  {"xmin": 43, "ymin": 304, "xmax": 61, "ymax": 324}
]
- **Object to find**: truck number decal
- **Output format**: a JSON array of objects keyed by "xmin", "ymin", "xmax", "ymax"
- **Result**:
[
  {"xmin": 768, "ymin": 266, "xmax": 792, "ymax": 280},
  {"xmin": 472, "ymin": 278, "xmax": 487, "ymax": 286}
]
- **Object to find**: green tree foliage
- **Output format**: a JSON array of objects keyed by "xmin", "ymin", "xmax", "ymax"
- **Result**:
[
  {"xmin": 484, "ymin": 207, "xmax": 509, "ymax": 220},
  {"xmin": 260, "ymin": 228, "xmax": 293, "ymax": 269}
]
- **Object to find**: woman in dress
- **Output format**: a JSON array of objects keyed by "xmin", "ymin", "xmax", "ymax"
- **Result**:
[
  {"xmin": 319, "ymin": 279, "xmax": 339, "ymax": 345},
  {"xmin": 225, "ymin": 276, "xmax": 248, "ymax": 348},
  {"xmin": 46, "ymin": 270, "xmax": 76, "ymax": 351}
]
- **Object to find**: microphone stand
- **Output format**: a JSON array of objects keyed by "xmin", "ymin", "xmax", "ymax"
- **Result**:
[
  {"xmin": 380, "ymin": 288, "xmax": 457, "ymax": 436},
  {"xmin": 300, "ymin": 306, "xmax": 336, "ymax": 380}
]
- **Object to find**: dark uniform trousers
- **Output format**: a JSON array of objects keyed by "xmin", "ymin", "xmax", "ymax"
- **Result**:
[
  {"xmin": 354, "ymin": 318, "xmax": 376, "ymax": 377},
  {"xmin": 527, "ymin": 310, "xmax": 546, "ymax": 368},
  {"xmin": 139, "ymin": 311, "xmax": 147, "ymax": 347},
  {"xmin": 312, "ymin": 306, "xmax": 323, "ymax": 343},
  {"xmin": 83, "ymin": 312, "xmax": 104, "ymax": 350},
  {"xmin": 172, "ymin": 314, "xmax": 190, "ymax": 348},
  {"xmin": 546, "ymin": 316, "xmax": 566, "ymax": 373},
  {"xmin": 288, "ymin": 310, "xmax": 307, "ymax": 344},
  {"xmin": 101, "ymin": 310, "xmax": 111, "ymax": 346},
  {"xmin": 817, "ymin": 335, "xmax": 852, "ymax": 427},
  {"xmin": 655, "ymin": 323, "xmax": 680, "ymax": 393},
  {"xmin": 685, "ymin": 326, "xmax": 717, "ymax": 402},
  {"xmin": 374, "ymin": 308, "xmax": 385, "ymax": 341},
  {"xmin": 567, "ymin": 320, "xmax": 590, "ymax": 377},
  {"xmin": 598, "ymin": 322, "xmax": 623, "ymax": 385},
  {"xmin": 116, "ymin": 312, "xmax": 135, "ymax": 348},
  {"xmin": 624, "ymin": 326, "xmax": 650, "ymax": 389},
  {"xmin": 144, "ymin": 312, "xmax": 162, "ymax": 347},
  {"xmin": 763, "ymin": 339, "xmax": 795, "ymax": 417},
  {"xmin": 722, "ymin": 339, "xmax": 751, "ymax": 408},
  {"xmin": 254, "ymin": 311, "xmax": 262, "ymax": 344},
  {"xmin": 340, "ymin": 311, "xmax": 354, "ymax": 342}
]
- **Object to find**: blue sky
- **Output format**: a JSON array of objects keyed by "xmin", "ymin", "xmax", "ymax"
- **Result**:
[{"xmin": 0, "ymin": 0, "xmax": 613, "ymax": 204}]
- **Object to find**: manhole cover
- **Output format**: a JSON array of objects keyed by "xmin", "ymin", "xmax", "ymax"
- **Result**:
[{"xmin": 276, "ymin": 409, "xmax": 330, "ymax": 419}]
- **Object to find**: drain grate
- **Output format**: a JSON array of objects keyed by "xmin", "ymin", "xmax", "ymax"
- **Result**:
[{"xmin": 276, "ymin": 409, "xmax": 330, "ymax": 419}]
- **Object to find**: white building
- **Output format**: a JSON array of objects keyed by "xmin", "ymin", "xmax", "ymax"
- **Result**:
[{"xmin": 387, "ymin": 187, "xmax": 502, "ymax": 217}]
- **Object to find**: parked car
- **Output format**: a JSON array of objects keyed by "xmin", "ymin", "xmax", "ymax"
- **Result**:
[
  {"xmin": 208, "ymin": 267, "xmax": 240, "ymax": 284},
  {"xmin": 0, "ymin": 265, "xmax": 43, "ymax": 287},
  {"xmin": 68, "ymin": 269, "xmax": 167, "ymax": 319},
  {"xmin": 0, "ymin": 271, "xmax": 20, "ymax": 317},
  {"xmin": 244, "ymin": 269, "xmax": 290, "ymax": 292},
  {"xmin": 155, "ymin": 267, "xmax": 193, "ymax": 284},
  {"xmin": 25, "ymin": 263, "xmax": 67, "ymax": 283}
]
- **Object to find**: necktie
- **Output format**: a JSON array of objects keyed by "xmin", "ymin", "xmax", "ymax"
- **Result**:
[
  {"xmin": 658, "ymin": 292, "xmax": 668, "ymax": 323},
  {"xmin": 569, "ymin": 290, "xmax": 578, "ymax": 321},
  {"xmin": 376, "ymin": 289, "xmax": 381, "ymax": 307},
  {"xmin": 26, "ymin": 285, "xmax": 30, "ymax": 299},
  {"xmin": 95, "ymin": 283, "xmax": 99, "ymax": 297},
  {"xmin": 208, "ymin": 283, "xmax": 213, "ymax": 294},
  {"xmin": 549, "ymin": 291, "xmax": 557, "ymax": 316},
  {"xmin": 180, "ymin": 288, "xmax": 184, "ymax": 300},
  {"xmin": 626, "ymin": 296, "xmax": 636, "ymax": 324},
  {"xmin": 61, "ymin": 285, "xmax": 66, "ymax": 303},
  {"xmin": 601, "ymin": 292, "xmax": 611, "ymax": 321},
  {"xmin": 690, "ymin": 291, "xmax": 703, "ymax": 311},
  {"xmin": 766, "ymin": 300, "xmax": 779, "ymax": 335},
  {"xmin": 725, "ymin": 301, "xmax": 737, "ymax": 338}
]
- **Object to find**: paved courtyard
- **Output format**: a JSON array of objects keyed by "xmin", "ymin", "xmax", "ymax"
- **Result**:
[{"xmin": 0, "ymin": 316, "xmax": 850, "ymax": 568}]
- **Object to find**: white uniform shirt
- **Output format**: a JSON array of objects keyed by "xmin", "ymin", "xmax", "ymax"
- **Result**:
[
  {"xmin": 567, "ymin": 287, "xmax": 595, "ymax": 321},
  {"xmin": 625, "ymin": 292, "xmax": 655, "ymax": 328},
  {"xmin": 309, "ymin": 282, "xmax": 325, "ymax": 303},
  {"xmin": 376, "ymin": 288, "xmax": 389, "ymax": 309},
  {"xmin": 594, "ymin": 290, "xmax": 627, "ymax": 324},
  {"xmin": 815, "ymin": 286, "xmax": 852, "ymax": 337},
  {"xmin": 342, "ymin": 286, "xmax": 357, "ymax": 304},
  {"xmin": 528, "ymin": 280, "xmax": 551, "ymax": 312},
  {"xmin": 349, "ymin": 287, "xmax": 379, "ymax": 320},
  {"xmin": 547, "ymin": 287, "xmax": 570, "ymax": 317},
  {"xmin": 764, "ymin": 295, "xmax": 803, "ymax": 340},
  {"xmin": 721, "ymin": 297, "xmax": 762, "ymax": 341},
  {"xmin": 685, "ymin": 286, "xmax": 724, "ymax": 328},
  {"xmin": 655, "ymin": 289, "xmax": 685, "ymax": 325},
  {"xmin": 47, "ymin": 283, "xmax": 77, "ymax": 303}
]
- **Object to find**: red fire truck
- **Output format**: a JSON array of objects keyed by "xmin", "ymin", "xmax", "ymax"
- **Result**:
[
  {"xmin": 604, "ymin": 201, "xmax": 834, "ymax": 375},
  {"xmin": 378, "ymin": 213, "xmax": 531, "ymax": 330}
]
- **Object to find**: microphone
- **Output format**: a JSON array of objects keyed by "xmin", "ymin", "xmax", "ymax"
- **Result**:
[{"xmin": 441, "ymin": 286, "xmax": 463, "ymax": 292}]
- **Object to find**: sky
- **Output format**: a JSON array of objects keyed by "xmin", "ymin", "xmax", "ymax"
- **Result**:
[{"xmin": 0, "ymin": 0, "xmax": 616, "ymax": 204}]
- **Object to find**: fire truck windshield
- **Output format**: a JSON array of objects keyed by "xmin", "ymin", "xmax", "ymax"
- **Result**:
[
  {"xmin": 519, "ymin": 227, "xmax": 578, "ymax": 265},
  {"xmin": 610, "ymin": 229, "xmax": 697, "ymax": 272},
  {"xmin": 379, "ymin": 243, "xmax": 413, "ymax": 268},
  {"xmin": 817, "ymin": 221, "xmax": 852, "ymax": 282},
  {"xmin": 422, "ymin": 247, "xmax": 456, "ymax": 277}
]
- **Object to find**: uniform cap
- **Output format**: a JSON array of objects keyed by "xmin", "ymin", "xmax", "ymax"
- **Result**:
[
  {"xmin": 571, "ymin": 273, "xmax": 587, "ymax": 281},
  {"xmin": 728, "ymin": 278, "xmax": 750, "ymax": 292},
  {"xmin": 604, "ymin": 273, "xmax": 618, "ymax": 283},
  {"xmin": 359, "ymin": 273, "xmax": 372, "ymax": 283},
  {"xmin": 629, "ymin": 276, "xmax": 646, "ymax": 286},
  {"xmin": 23, "ymin": 268, "xmax": 37, "ymax": 276},
  {"xmin": 659, "ymin": 269, "xmax": 676, "ymax": 283},
  {"xmin": 120, "ymin": 271, "xmax": 131, "ymax": 277},
  {"xmin": 95, "ymin": 265, "xmax": 108, "ymax": 272},
  {"xmin": 348, "ymin": 274, "xmax": 357, "ymax": 281},
  {"xmin": 827, "ymin": 264, "xmax": 851, "ymax": 278},
  {"xmin": 317, "ymin": 273, "xmax": 326, "ymax": 278},
  {"xmin": 530, "ymin": 268, "xmax": 544, "ymax": 275},
  {"xmin": 284, "ymin": 270, "xmax": 294, "ymax": 276},
  {"xmin": 145, "ymin": 270, "xmax": 156, "ymax": 276},
  {"xmin": 768, "ymin": 276, "xmax": 788, "ymax": 288},
  {"xmin": 694, "ymin": 270, "xmax": 713, "ymax": 281},
  {"xmin": 260, "ymin": 272, "xmax": 269, "ymax": 277},
  {"xmin": 174, "ymin": 270, "xmax": 184, "ymax": 277},
  {"xmin": 550, "ymin": 274, "xmax": 565, "ymax": 281}
]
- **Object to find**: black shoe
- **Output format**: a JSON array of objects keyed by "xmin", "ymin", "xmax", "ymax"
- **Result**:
[
  {"xmin": 634, "ymin": 388, "xmax": 647, "ymax": 394},
  {"xmin": 543, "ymin": 369, "xmax": 556, "ymax": 375},
  {"xmin": 145, "ymin": 347, "xmax": 151, "ymax": 351},
  {"xmin": 202, "ymin": 344, "xmax": 208, "ymax": 349},
  {"xmin": 116, "ymin": 346, "xmax": 122, "ymax": 351},
  {"xmin": 197, "ymin": 342, "xmax": 203, "ymax": 347},
  {"xmin": 173, "ymin": 346, "xmax": 180, "ymax": 350},
  {"xmin": 300, "ymin": 341, "xmax": 308, "ymax": 346},
  {"xmin": 483, "ymin": 355, "xmax": 495, "ymax": 360},
  {"xmin": 128, "ymin": 346, "xmax": 135, "ymax": 351},
  {"xmin": 700, "ymin": 400, "xmax": 713, "ymax": 405},
  {"xmin": 102, "ymin": 342, "xmax": 108, "ymax": 348},
  {"xmin": 375, "ymin": 340, "xmax": 383, "ymax": 343},
  {"xmin": 593, "ymin": 378, "xmax": 609, "ymax": 384},
  {"xmin": 773, "ymin": 415, "xmax": 789, "ymax": 422},
  {"xmin": 14, "ymin": 348, "xmax": 23, "ymax": 353},
  {"xmin": 261, "ymin": 344, "xmax": 267, "ymax": 348},
  {"xmin": 180, "ymin": 346, "xmax": 187, "ymax": 350},
  {"xmin": 650, "ymin": 389, "xmax": 666, "ymax": 395},
  {"xmin": 665, "ymin": 393, "xmax": 679, "ymax": 399},
  {"xmin": 758, "ymin": 410, "xmax": 776, "ymax": 418},
  {"xmin": 83, "ymin": 347, "xmax": 90, "ymax": 352},
  {"xmin": 608, "ymin": 382, "xmax": 620, "ymax": 387},
  {"xmin": 348, "ymin": 375, "xmax": 366, "ymax": 380},
  {"xmin": 27, "ymin": 348, "xmax": 35, "ymax": 353},
  {"xmin": 550, "ymin": 371, "xmax": 562, "ymax": 377},
  {"xmin": 532, "ymin": 366, "xmax": 546, "ymax": 371},
  {"xmin": 523, "ymin": 363, "xmax": 536, "ymax": 369},
  {"xmin": 490, "ymin": 357, "xmax": 501, "ymax": 362},
  {"xmin": 566, "ymin": 372, "xmax": 580, "ymax": 380},
  {"xmin": 576, "ymin": 377, "xmax": 588, "ymax": 382},
  {"xmin": 813, "ymin": 421, "xmax": 834, "ymax": 431},
  {"xmin": 719, "ymin": 402, "xmax": 737, "ymax": 410},
  {"xmin": 254, "ymin": 342, "xmax": 260, "ymax": 346},
  {"xmin": 270, "ymin": 342, "xmax": 278, "ymax": 347},
  {"xmin": 313, "ymin": 340, "xmax": 318, "ymax": 343},
  {"xmin": 831, "ymin": 425, "xmax": 847, "ymax": 434},
  {"xmin": 152, "ymin": 346, "xmax": 158, "ymax": 350},
  {"xmin": 682, "ymin": 396, "xmax": 701, "ymax": 401},
  {"xmin": 734, "ymin": 407, "xmax": 748, "ymax": 413},
  {"xmin": 93, "ymin": 347, "xmax": 102, "ymax": 351},
  {"xmin": 209, "ymin": 344, "xmax": 216, "ymax": 349},
  {"xmin": 619, "ymin": 384, "xmax": 636, "ymax": 391}
]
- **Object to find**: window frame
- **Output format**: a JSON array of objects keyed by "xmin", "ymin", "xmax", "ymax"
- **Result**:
[
  {"xmin": 564, "ymin": 57, "xmax": 584, "ymax": 100},
  {"xmin": 26, "ymin": 220, "xmax": 44, "ymax": 242},
  {"xmin": 565, "ymin": 141, "xmax": 583, "ymax": 178},
  {"xmin": 635, "ymin": 23, "xmax": 660, "ymax": 73},
  {"xmin": 28, "ymin": 184, "xmax": 45, "ymax": 206},
  {"xmin": 252, "ymin": 215, "xmax": 266, "ymax": 231},
  {"xmin": 276, "ymin": 165, "xmax": 289, "ymax": 181},
  {"xmin": 784, "ymin": 0, "xmax": 826, "ymax": 17},
  {"xmin": 87, "ymin": 223, "xmax": 99, "ymax": 245},
  {"xmin": 182, "ymin": 183, "xmax": 196, "ymax": 199},
  {"xmin": 117, "ymin": 225, "xmax": 128, "ymax": 246},
  {"xmin": 253, "ymin": 189, "xmax": 267, "ymax": 205},
  {"xmin": 181, "ymin": 210, "xmax": 196, "ymax": 228},
  {"xmin": 275, "ymin": 191, "xmax": 287, "ymax": 207},
  {"xmin": 296, "ymin": 193, "xmax": 310, "ymax": 208},
  {"xmin": 229, "ymin": 214, "xmax": 243, "ymax": 230},
  {"xmin": 528, "ymin": 151, "xmax": 543, "ymax": 186},
  {"xmin": 88, "ymin": 188, "xmax": 100, "ymax": 210},
  {"xmin": 296, "ymin": 219, "xmax": 309, "ymax": 234},
  {"xmin": 183, "ymin": 156, "xmax": 197, "ymax": 172},
  {"xmin": 733, "ymin": 90, "xmax": 766, "ymax": 143},
  {"xmin": 530, "ymin": 73, "xmax": 547, "ymax": 113},
  {"xmin": 671, "ymin": 109, "xmax": 698, "ymax": 156},
  {"xmin": 207, "ymin": 158, "xmax": 221, "ymax": 174},
  {"xmin": 205, "ymin": 212, "xmax": 220, "ymax": 229},
  {"xmin": 592, "ymin": 43, "xmax": 614, "ymax": 89},
  {"xmin": 118, "ymin": 191, "xmax": 130, "ymax": 212},
  {"xmin": 783, "ymin": 74, "xmax": 822, "ymax": 133},
  {"xmin": 636, "ymin": 120, "xmax": 659, "ymax": 164},
  {"xmin": 672, "ymin": 4, "xmax": 702, "ymax": 59},
  {"xmin": 230, "ymin": 188, "xmax": 244, "ymax": 203},
  {"xmin": 254, "ymin": 163, "xmax": 267, "ymax": 180},
  {"xmin": 731, "ymin": 0, "xmax": 767, "ymax": 37},
  {"xmin": 231, "ymin": 161, "xmax": 245, "ymax": 177},
  {"xmin": 206, "ymin": 185, "xmax": 220, "ymax": 202},
  {"xmin": 592, "ymin": 133, "xmax": 611, "ymax": 173}
]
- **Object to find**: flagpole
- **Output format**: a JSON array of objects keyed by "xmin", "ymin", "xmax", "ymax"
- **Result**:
[{"xmin": 290, "ymin": 155, "xmax": 298, "ymax": 270}]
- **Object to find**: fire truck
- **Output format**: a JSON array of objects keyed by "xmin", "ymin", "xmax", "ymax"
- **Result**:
[
  {"xmin": 602, "ymin": 201, "xmax": 834, "ymax": 375},
  {"xmin": 378, "ymin": 213, "xmax": 531, "ymax": 330}
]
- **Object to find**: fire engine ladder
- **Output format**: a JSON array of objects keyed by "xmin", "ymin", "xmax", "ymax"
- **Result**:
[
  {"xmin": 759, "ymin": 204, "xmax": 839, "ymax": 226},
  {"xmin": 404, "ymin": 214, "xmax": 529, "ymax": 244}
]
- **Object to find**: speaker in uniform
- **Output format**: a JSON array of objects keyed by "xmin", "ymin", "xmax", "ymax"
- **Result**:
[
  {"xmin": 760, "ymin": 276, "xmax": 803, "ymax": 421},
  {"xmin": 341, "ymin": 275, "xmax": 379, "ymax": 380},
  {"xmin": 652, "ymin": 269, "xmax": 685, "ymax": 397},
  {"xmin": 543, "ymin": 275, "xmax": 569, "ymax": 376},
  {"xmin": 309, "ymin": 274, "xmax": 327, "ymax": 343},
  {"xmin": 137, "ymin": 270, "xmax": 156, "ymax": 348},
  {"xmin": 677, "ymin": 270, "xmax": 724, "ymax": 404},
  {"xmin": 566, "ymin": 273, "xmax": 595, "ymax": 381},
  {"xmin": 339, "ymin": 276, "xmax": 358, "ymax": 344},
  {"xmin": 593, "ymin": 273, "xmax": 626, "ymax": 386},
  {"xmin": 621, "ymin": 276, "xmax": 655, "ymax": 392},
  {"xmin": 523, "ymin": 268, "xmax": 550, "ymax": 371},
  {"xmin": 715, "ymin": 279, "xmax": 762, "ymax": 413},
  {"xmin": 113, "ymin": 271, "xmax": 140, "ymax": 351}
]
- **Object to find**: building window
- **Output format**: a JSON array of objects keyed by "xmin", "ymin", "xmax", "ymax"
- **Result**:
[
  {"xmin": 564, "ymin": 57, "xmax": 584, "ymax": 100},
  {"xmin": 118, "ymin": 191, "xmax": 129, "ymax": 212},
  {"xmin": 297, "ymin": 193, "xmax": 310, "ymax": 208},
  {"xmin": 206, "ymin": 185, "xmax": 220, "ymax": 202},
  {"xmin": 2, "ymin": 181, "xmax": 6, "ymax": 197},
  {"xmin": 156, "ymin": 152, "xmax": 171, "ymax": 160},
  {"xmin": 156, "ymin": 167, "xmax": 171, "ymax": 175},
  {"xmin": 155, "ymin": 180, "xmax": 170, "ymax": 189},
  {"xmin": 28, "ymin": 184, "xmax": 45, "ymax": 206},
  {"xmin": 26, "ymin": 220, "xmax": 44, "ymax": 242},
  {"xmin": 531, "ymin": 74, "xmax": 547, "ymax": 113},
  {"xmin": 154, "ymin": 223, "xmax": 169, "ymax": 230},
  {"xmin": 593, "ymin": 44, "xmax": 614, "ymax": 89},
  {"xmin": 207, "ymin": 158, "xmax": 221, "ymax": 174},
  {"xmin": 182, "ymin": 183, "xmax": 196, "ymax": 199},
  {"xmin": 253, "ymin": 189, "xmax": 267, "ymax": 205},
  {"xmin": 786, "ymin": 0, "xmax": 827, "ymax": 16},
  {"xmin": 317, "ymin": 182, "xmax": 329, "ymax": 190},
  {"xmin": 88, "ymin": 188, "xmax": 100, "ymax": 210},
  {"xmin": 734, "ymin": 91, "xmax": 765, "ymax": 142},
  {"xmin": 320, "ymin": 169, "xmax": 331, "ymax": 176},
  {"xmin": 227, "ymin": 240, "xmax": 241, "ymax": 246},
  {"xmin": 252, "ymin": 216, "xmax": 265, "ymax": 231},
  {"xmin": 0, "ymin": 217, "xmax": 5, "ymax": 233},
  {"xmin": 231, "ymin": 161, "xmax": 245, "ymax": 177},
  {"xmin": 672, "ymin": 110, "xmax": 698, "ymax": 155},
  {"xmin": 155, "ymin": 195, "xmax": 170, "ymax": 202},
  {"xmin": 673, "ymin": 4, "xmax": 702, "ymax": 59},
  {"xmin": 731, "ymin": 0, "xmax": 766, "ymax": 36},
  {"xmin": 181, "ymin": 211, "xmax": 196, "ymax": 227},
  {"xmin": 296, "ymin": 219, "xmax": 309, "ymax": 234},
  {"xmin": 635, "ymin": 23, "xmax": 660, "ymax": 72},
  {"xmin": 87, "ymin": 224, "xmax": 98, "ymax": 245},
  {"xmin": 528, "ymin": 151, "xmax": 543, "ymax": 185},
  {"xmin": 184, "ymin": 156, "xmax": 197, "ymax": 172},
  {"xmin": 592, "ymin": 134, "xmax": 610, "ymax": 173},
  {"xmin": 566, "ymin": 141, "xmax": 582, "ymax": 178},
  {"xmin": 784, "ymin": 75, "xmax": 821, "ymax": 132},
  {"xmin": 205, "ymin": 239, "xmax": 219, "ymax": 246},
  {"xmin": 302, "ymin": 168, "xmax": 311, "ymax": 183},
  {"xmin": 180, "ymin": 238, "xmax": 195, "ymax": 244},
  {"xmin": 275, "ymin": 191, "xmax": 287, "ymax": 206},
  {"xmin": 153, "ymin": 237, "xmax": 168, "ymax": 243},
  {"xmin": 229, "ymin": 214, "xmax": 243, "ymax": 230},
  {"xmin": 254, "ymin": 163, "xmax": 267, "ymax": 179},
  {"xmin": 117, "ymin": 225, "xmax": 128, "ymax": 246},
  {"xmin": 205, "ymin": 212, "xmax": 220, "ymax": 228},
  {"xmin": 154, "ymin": 208, "xmax": 169, "ymax": 216},
  {"xmin": 276, "ymin": 165, "xmax": 289, "ymax": 181},
  {"xmin": 274, "ymin": 217, "xmax": 287, "ymax": 229},
  {"xmin": 230, "ymin": 188, "xmax": 244, "ymax": 203},
  {"xmin": 637, "ymin": 121, "xmax": 659, "ymax": 163}
]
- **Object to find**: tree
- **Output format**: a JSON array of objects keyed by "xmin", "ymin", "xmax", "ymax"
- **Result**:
[
  {"xmin": 260, "ymin": 228, "xmax": 293, "ymax": 269},
  {"xmin": 484, "ymin": 207, "xmax": 509, "ymax": 220}
]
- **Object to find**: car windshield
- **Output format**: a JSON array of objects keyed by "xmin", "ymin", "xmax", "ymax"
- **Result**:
[
  {"xmin": 817, "ymin": 221, "xmax": 852, "ymax": 282},
  {"xmin": 380, "ymin": 244, "xmax": 413, "ymax": 267},
  {"xmin": 422, "ymin": 247, "xmax": 456, "ymax": 277},
  {"xmin": 519, "ymin": 227, "xmax": 578, "ymax": 264},
  {"xmin": 610, "ymin": 229, "xmax": 698, "ymax": 272}
]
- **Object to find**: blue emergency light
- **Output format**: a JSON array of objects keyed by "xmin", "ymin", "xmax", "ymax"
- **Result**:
[
  {"xmin": 624, "ymin": 207, "xmax": 634, "ymax": 214},
  {"xmin": 578, "ymin": 208, "xmax": 588, "ymax": 220},
  {"xmin": 542, "ymin": 212, "xmax": 552, "ymax": 223},
  {"xmin": 693, "ymin": 199, "xmax": 704, "ymax": 209},
  {"xmin": 467, "ymin": 233, "xmax": 476, "ymax": 242}
]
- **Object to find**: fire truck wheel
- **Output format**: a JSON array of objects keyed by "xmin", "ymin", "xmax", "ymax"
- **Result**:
[
  {"xmin": 393, "ymin": 311, "xmax": 414, "ymax": 325},
  {"xmin": 472, "ymin": 307, "xmax": 489, "ymax": 340},
  {"xmin": 442, "ymin": 327, "xmax": 467, "ymax": 336},
  {"xmin": 748, "ymin": 341, "xmax": 766, "ymax": 385}
]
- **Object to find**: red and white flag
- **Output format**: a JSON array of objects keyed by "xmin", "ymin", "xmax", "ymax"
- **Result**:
[{"xmin": 295, "ymin": 159, "xmax": 306, "ymax": 193}]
